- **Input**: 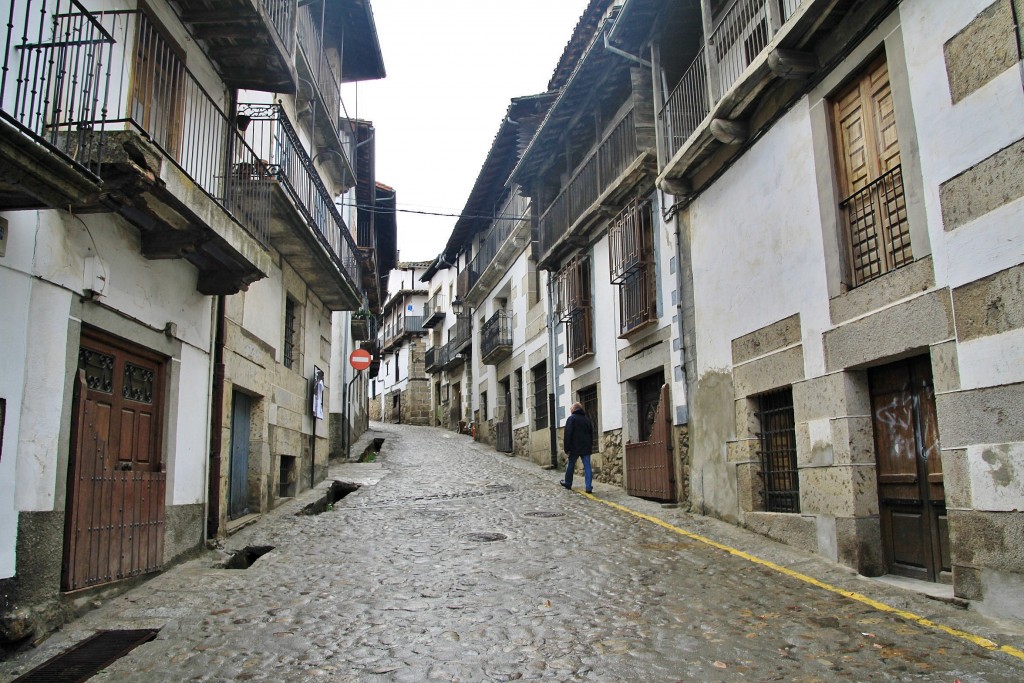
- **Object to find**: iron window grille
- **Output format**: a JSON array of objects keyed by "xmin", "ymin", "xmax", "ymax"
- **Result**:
[
  {"xmin": 532, "ymin": 363, "xmax": 549, "ymax": 430},
  {"xmin": 514, "ymin": 369, "xmax": 524, "ymax": 416},
  {"xmin": 609, "ymin": 198, "xmax": 657, "ymax": 335},
  {"xmin": 283, "ymin": 298, "xmax": 298, "ymax": 369},
  {"xmin": 578, "ymin": 385, "xmax": 599, "ymax": 452},
  {"xmin": 554, "ymin": 254, "xmax": 594, "ymax": 363},
  {"xmin": 755, "ymin": 388, "xmax": 800, "ymax": 513}
]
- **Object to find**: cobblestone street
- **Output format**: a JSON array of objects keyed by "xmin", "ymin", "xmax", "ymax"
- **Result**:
[{"xmin": 3, "ymin": 423, "xmax": 1023, "ymax": 682}]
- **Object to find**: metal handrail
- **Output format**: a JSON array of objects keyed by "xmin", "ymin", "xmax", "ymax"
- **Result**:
[
  {"xmin": 481, "ymin": 310, "xmax": 512, "ymax": 358},
  {"xmin": 238, "ymin": 102, "xmax": 361, "ymax": 285}
]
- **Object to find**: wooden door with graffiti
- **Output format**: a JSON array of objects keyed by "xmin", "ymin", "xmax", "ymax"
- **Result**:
[
  {"xmin": 869, "ymin": 356, "xmax": 950, "ymax": 582},
  {"xmin": 64, "ymin": 329, "xmax": 166, "ymax": 591}
]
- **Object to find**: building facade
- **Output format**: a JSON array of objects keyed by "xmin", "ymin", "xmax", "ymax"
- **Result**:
[
  {"xmin": 429, "ymin": 0, "xmax": 1024, "ymax": 621},
  {"xmin": 0, "ymin": 0, "xmax": 386, "ymax": 646},
  {"xmin": 372, "ymin": 263, "xmax": 431, "ymax": 425}
]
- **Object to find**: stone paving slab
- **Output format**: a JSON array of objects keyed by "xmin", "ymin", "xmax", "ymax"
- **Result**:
[{"xmin": 2, "ymin": 423, "xmax": 1023, "ymax": 682}]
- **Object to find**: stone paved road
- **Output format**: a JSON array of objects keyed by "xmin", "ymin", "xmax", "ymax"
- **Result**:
[{"xmin": 3, "ymin": 423, "xmax": 1023, "ymax": 682}]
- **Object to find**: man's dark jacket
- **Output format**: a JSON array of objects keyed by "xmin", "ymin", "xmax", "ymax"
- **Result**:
[{"xmin": 563, "ymin": 407, "xmax": 594, "ymax": 456}]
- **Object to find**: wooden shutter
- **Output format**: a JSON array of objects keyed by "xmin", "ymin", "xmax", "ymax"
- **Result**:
[{"xmin": 832, "ymin": 55, "xmax": 899, "ymax": 198}]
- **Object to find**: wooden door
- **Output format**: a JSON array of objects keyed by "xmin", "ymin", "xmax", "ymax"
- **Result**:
[
  {"xmin": 64, "ymin": 330, "xmax": 166, "ymax": 592},
  {"xmin": 626, "ymin": 383, "xmax": 675, "ymax": 502},
  {"xmin": 870, "ymin": 357, "xmax": 950, "ymax": 582},
  {"xmin": 228, "ymin": 392, "xmax": 251, "ymax": 520}
]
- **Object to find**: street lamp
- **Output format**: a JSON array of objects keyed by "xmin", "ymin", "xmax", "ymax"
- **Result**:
[{"xmin": 451, "ymin": 297, "xmax": 464, "ymax": 316}]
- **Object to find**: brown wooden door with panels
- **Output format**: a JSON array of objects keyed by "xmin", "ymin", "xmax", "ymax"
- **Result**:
[
  {"xmin": 64, "ymin": 329, "xmax": 166, "ymax": 591},
  {"xmin": 869, "ymin": 356, "xmax": 950, "ymax": 583}
]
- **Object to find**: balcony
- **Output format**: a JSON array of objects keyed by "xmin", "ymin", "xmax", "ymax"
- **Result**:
[
  {"xmin": 382, "ymin": 313, "xmax": 425, "ymax": 351},
  {"xmin": 422, "ymin": 293, "xmax": 447, "ymax": 328},
  {"xmin": 536, "ymin": 109, "xmax": 653, "ymax": 267},
  {"xmin": 174, "ymin": 0, "xmax": 297, "ymax": 92},
  {"xmin": 448, "ymin": 314, "xmax": 473, "ymax": 358},
  {"xmin": 0, "ymin": 5, "xmax": 272, "ymax": 293},
  {"xmin": 295, "ymin": 4, "xmax": 355, "ymax": 189},
  {"xmin": 237, "ymin": 103, "xmax": 363, "ymax": 309},
  {"xmin": 480, "ymin": 311, "xmax": 513, "ymax": 366},
  {"xmin": 351, "ymin": 314, "xmax": 376, "ymax": 341},
  {"xmin": 0, "ymin": 1, "xmax": 108, "ymax": 210},
  {"xmin": 440, "ymin": 339, "xmax": 466, "ymax": 370},
  {"xmin": 465, "ymin": 191, "xmax": 531, "ymax": 305},
  {"xmin": 657, "ymin": 0, "xmax": 887, "ymax": 193},
  {"xmin": 425, "ymin": 346, "xmax": 441, "ymax": 373}
]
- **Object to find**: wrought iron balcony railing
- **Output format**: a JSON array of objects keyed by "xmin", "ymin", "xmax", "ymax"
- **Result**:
[
  {"xmin": 480, "ymin": 311, "xmax": 513, "ymax": 365},
  {"xmin": 840, "ymin": 165, "xmax": 911, "ymax": 287},
  {"xmin": 1, "ymin": 0, "xmax": 113, "ymax": 178},
  {"xmin": 1, "ymin": 5, "xmax": 272, "ymax": 242},
  {"xmin": 422, "ymin": 293, "xmax": 447, "ymax": 328},
  {"xmin": 659, "ymin": 0, "xmax": 805, "ymax": 164},
  {"xmin": 448, "ymin": 314, "xmax": 473, "ymax": 357},
  {"xmin": 237, "ymin": 103, "xmax": 361, "ymax": 286},
  {"xmin": 425, "ymin": 345, "xmax": 441, "ymax": 373},
  {"xmin": 537, "ymin": 109, "xmax": 638, "ymax": 259}
]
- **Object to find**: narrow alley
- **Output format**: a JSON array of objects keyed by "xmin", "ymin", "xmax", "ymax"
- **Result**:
[{"xmin": 2, "ymin": 423, "xmax": 1022, "ymax": 682}]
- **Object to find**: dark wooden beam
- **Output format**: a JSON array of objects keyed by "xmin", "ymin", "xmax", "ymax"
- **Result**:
[{"xmin": 768, "ymin": 49, "xmax": 820, "ymax": 79}]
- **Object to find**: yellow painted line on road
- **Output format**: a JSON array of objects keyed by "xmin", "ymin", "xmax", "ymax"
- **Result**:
[{"xmin": 583, "ymin": 493, "xmax": 1024, "ymax": 662}]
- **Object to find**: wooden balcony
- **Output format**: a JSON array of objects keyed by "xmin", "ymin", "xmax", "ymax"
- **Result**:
[
  {"xmin": 174, "ymin": 0, "xmax": 297, "ymax": 93},
  {"xmin": 536, "ymin": 109, "xmax": 655, "ymax": 268},
  {"xmin": 465, "ymin": 192, "xmax": 531, "ymax": 306},
  {"xmin": 382, "ymin": 314, "xmax": 425, "ymax": 351},
  {"xmin": 480, "ymin": 311, "xmax": 513, "ymax": 366},
  {"xmin": 657, "ymin": 0, "xmax": 890, "ymax": 195}
]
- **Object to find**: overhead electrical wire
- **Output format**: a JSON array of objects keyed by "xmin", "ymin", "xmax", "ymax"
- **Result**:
[{"xmin": 335, "ymin": 201, "xmax": 525, "ymax": 222}]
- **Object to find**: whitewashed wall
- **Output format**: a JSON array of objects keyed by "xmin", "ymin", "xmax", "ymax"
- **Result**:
[{"xmin": 0, "ymin": 206, "xmax": 213, "ymax": 576}]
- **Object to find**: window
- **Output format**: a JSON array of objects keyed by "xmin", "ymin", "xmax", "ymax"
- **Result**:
[
  {"xmin": 555, "ymin": 254, "xmax": 593, "ymax": 363},
  {"xmin": 831, "ymin": 54, "xmax": 910, "ymax": 287},
  {"xmin": 480, "ymin": 391, "xmax": 488, "ymax": 420},
  {"xmin": 755, "ymin": 388, "xmax": 800, "ymax": 513},
  {"xmin": 514, "ymin": 369, "xmax": 524, "ymax": 416},
  {"xmin": 532, "ymin": 362, "xmax": 548, "ymax": 430},
  {"xmin": 609, "ymin": 197, "xmax": 656, "ymax": 335},
  {"xmin": 578, "ymin": 385, "xmax": 599, "ymax": 452},
  {"xmin": 284, "ymin": 297, "xmax": 299, "ymax": 369},
  {"xmin": 131, "ymin": 12, "xmax": 185, "ymax": 156},
  {"xmin": 394, "ymin": 349, "xmax": 400, "ymax": 382}
]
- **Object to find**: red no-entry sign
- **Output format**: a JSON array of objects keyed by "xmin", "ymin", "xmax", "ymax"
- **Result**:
[{"xmin": 349, "ymin": 348, "xmax": 372, "ymax": 371}]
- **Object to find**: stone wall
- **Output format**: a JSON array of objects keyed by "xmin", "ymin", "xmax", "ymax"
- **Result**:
[{"xmin": 597, "ymin": 429, "xmax": 624, "ymax": 487}]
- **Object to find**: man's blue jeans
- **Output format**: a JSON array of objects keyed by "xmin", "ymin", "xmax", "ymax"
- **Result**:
[{"xmin": 563, "ymin": 453, "xmax": 592, "ymax": 491}]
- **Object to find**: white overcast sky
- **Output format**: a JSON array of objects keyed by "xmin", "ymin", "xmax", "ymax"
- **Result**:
[{"xmin": 341, "ymin": 0, "xmax": 591, "ymax": 263}]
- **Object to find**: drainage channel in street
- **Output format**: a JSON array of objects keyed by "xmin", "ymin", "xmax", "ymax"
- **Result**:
[
  {"xmin": 297, "ymin": 480, "xmax": 361, "ymax": 516},
  {"xmin": 221, "ymin": 545, "xmax": 274, "ymax": 570},
  {"xmin": 360, "ymin": 438, "xmax": 384, "ymax": 462},
  {"xmin": 11, "ymin": 629, "xmax": 159, "ymax": 682}
]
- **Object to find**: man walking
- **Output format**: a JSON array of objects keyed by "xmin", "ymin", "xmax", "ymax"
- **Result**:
[{"xmin": 560, "ymin": 402, "xmax": 594, "ymax": 494}]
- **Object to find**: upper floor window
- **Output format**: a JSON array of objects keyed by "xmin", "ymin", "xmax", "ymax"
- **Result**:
[
  {"xmin": 609, "ymin": 197, "xmax": 657, "ymax": 335},
  {"xmin": 131, "ymin": 12, "xmax": 185, "ymax": 156},
  {"xmin": 555, "ymin": 254, "xmax": 594, "ymax": 364},
  {"xmin": 831, "ymin": 54, "xmax": 911, "ymax": 288}
]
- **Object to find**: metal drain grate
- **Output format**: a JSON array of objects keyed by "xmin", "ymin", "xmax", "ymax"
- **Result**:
[
  {"xmin": 465, "ymin": 532, "xmax": 507, "ymax": 542},
  {"xmin": 524, "ymin": 511, "xmax": 566, "ymax": 518},
  {"xmin": 13, "ymin": 629, "xmax": 159, "ymax": 682}
]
